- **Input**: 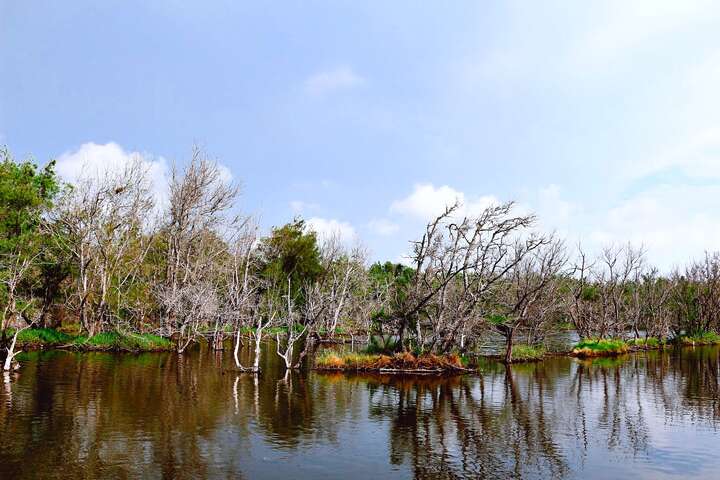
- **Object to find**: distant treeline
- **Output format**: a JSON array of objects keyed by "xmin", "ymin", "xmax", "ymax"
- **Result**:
[{"xmin": 2, "ymin": 147, "xmax": 719, "ymax": 367}]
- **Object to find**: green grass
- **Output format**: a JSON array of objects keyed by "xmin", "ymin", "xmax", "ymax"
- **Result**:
[
  {"xmin": 572, "ymin": 338, "xmax": 629, "ymax": 357},
  {"xmin": 510, "ymin": 344, "xmax": 546, "ymax": 362},
  {"xmin": 3, "ymin": 328, "xmax": 173, "ymax": 352},
  {"xmin": 680, "ymin": 331, "xmax": 720, "ymax": 346},
  {"xmin": 74, "ymin": 331, "xmax": 172, "ymax": 351},
  {"xmin": 13, "ymin": 328, "xmax": 75, "ymax": 346},
  {"xmin": 628, "ymin": 337, "xmax": 662, "ymax": 348}
]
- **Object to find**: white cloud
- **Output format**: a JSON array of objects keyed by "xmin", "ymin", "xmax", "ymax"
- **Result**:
[
  {"xmin": 55, "ymin": 142, "xmax": 238, "ymax": 214},
  {"xmin": 585, "ymin": 183, "xmax": 720, "ymax": 270},
  {"xmin": 387, "ymin": 181, "xmax": 720, "ymax": 271},
  {"xmin": 56, "ymin": 142, "xmax": 170, "ymax": 206},
  {"xmin": 306, "ymin": 217, "xmax": 357, "ymax": 244},
  {"xmin": 525, "ymin": 184, "xmax": 576, "ymax": 235},
  {"xmin": 390, "ymin": 183, "xmax": 499, "ymax": 220},
  {"xmin": 367, "ymin": 218, "xmax": 400, "ymax": 236},
  {"xmin": 305, "ymin": 66, "xmax": 365, "ymax": 95}
]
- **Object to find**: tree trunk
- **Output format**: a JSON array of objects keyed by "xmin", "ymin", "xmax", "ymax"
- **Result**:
[
  {"xmin": 3, "ymin": 330, "xmax": 19, "ymax": 371},
  {"xmin": 233, "ymin": 328, "xmax": 242, "ymax": 368},
  {"xmin": 504, "ymin": 329, "xmax": 514, "ymax": 364},
  {"xmin": 253, "ymin": 332, "xmax": 262, "ymax": 372}
]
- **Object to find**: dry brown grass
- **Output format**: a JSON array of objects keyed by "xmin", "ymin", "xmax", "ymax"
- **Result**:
[{"xmin": 315, "ymin": 350, "xmax": 465, "ymax": 372}]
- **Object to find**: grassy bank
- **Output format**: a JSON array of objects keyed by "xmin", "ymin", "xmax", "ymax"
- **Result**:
[
  {"xmin": 5, "ymin": 328, "xmax": 173, "ymax": 352},
  {"xmin": 315, "ymin": 351, "xmax": 466, "ymax": 373}
]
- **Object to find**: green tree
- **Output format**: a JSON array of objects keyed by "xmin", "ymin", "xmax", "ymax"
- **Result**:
[
  {"xmin": 0, "ymin": 149, "xmax": 62, "ymax": 330},
  {"xmin": 257, "ymin": 218, "xmax": 323, "ymax": 305},
  {"xmin": 367, "ymin": 261, "xmax": 414, "ymax": 338}
]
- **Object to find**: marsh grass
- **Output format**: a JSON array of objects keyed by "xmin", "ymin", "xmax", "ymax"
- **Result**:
[
  {"xmin": 680, "ymin": 331, "xmax": 720, "ymax": 346},
  {"xmin": 510, "ymin": 345, "xmax": 546, "ymax": 362},
  {"xmin": 13, "ymin": 328, "xmax": 74, "ymax": 346},
  {"xmin": 315, "ymin": 350, "xmax": 464, "ymax": 372},
  {"xmin": 4, "ymin": 328, "xmax": 173, "ymax": 352},
  {"xmin": 628, "ymin": 337, "xmax": 662, "ymax": 348},
  {"xmin": 74, "ymin": 331, "xmax": 173, "ymax": 351},
  {"xmin": 572, "ymin": 338, "xmax": 629, "ymax": 357}
]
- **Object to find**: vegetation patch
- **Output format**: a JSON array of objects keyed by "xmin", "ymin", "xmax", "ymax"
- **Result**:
[
  {"xmin": 510, "ymin": 345, "xmax": 546, "ymax": 362},
  {"xmin": 679, "ymin": 331, "xmax": 720, "ymax": 346},
  {"xmin": 74, "ymin": 331, "xmax": 173, "ymax": 352},
  {"xmin": 628, "ymin": 337, "xmax": 662, "ymax": 349},
  {"xmin": 11, "ymin": 328, "xmax": 75, "ymax": 347},
  {"xmin": 3, "ymin": 328, "xmax": 173, "ymax": 352},
  {"xmin": 572, "ymin": 338, "xmax": 629, "ymax": 357},
  {"xmin": 315, "ymin": 351, "xmax": 465, "ymax": 373}
]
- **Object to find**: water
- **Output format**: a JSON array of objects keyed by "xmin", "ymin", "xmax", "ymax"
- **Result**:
[{"xmin": 0, "ymin": 344, "xmax": 718, "ymax": 479}]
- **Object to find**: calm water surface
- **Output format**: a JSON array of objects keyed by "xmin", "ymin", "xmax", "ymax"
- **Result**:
[{"xmin": 0, "ymin": 343, "xmax": 718, "ymax": 479}]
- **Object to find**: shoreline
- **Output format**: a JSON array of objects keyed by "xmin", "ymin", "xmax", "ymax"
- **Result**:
[{"xmin": 7, "ymin": 328, "xmax": 720, "ymax": 374}]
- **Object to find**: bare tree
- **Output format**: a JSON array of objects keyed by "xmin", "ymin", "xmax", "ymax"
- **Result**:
[
  {"xmin": 159, "ymin": 148, "xmax": 240, "ymax": 350},
  {"xmin": 0, "ymin": 251, "xmax": 40, "ymax": 370},
  {"xmin": 318, "ymin": 236, "xmax": 366, "ymax": 338},
  {"xmin": 492, "ymin": 237, "xmax": 567, "ymax": 363},
  {"xmin": 400, "ymin": 201, "xmax": 543, "ymax": 354}
]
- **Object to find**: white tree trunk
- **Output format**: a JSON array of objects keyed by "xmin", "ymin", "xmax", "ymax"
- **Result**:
[{"xmin": 3, "ymin": 330, "xmax": 19, "ymax": 371}]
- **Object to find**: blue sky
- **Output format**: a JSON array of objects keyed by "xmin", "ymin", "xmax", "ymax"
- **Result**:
[{"xmin": 3, "ymin": 1, "xmax": 720, "ymax": 269}]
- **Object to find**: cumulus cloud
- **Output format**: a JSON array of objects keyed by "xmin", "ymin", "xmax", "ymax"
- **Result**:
[
  {"xmin": 306, "ymin": 217, "xmax": 357, "ymax": 244},
  {"xmin": 55, "ymin": 142, "xmax": 238, "ymax": 213},
  {"xmin": 390, "ymin": 183, "xmax": 499, "ymax": 220},
  {"xmin": 387, "ymin": 180, "xmax": 720, "ymax": 271},
  {"xmin": 305, "ymin": 66, "xmax": 365, "ymax": 95},
  {"xmin": 56, "ymin": 142, "xmax": 170, "ymax": 206},
  {"xmin": 586, "ymin": 183, "xmax": 720, "ymax": 271},
  {"xmin": 367, "ymin": 218, "xmax": 400, "ymax": 236}
]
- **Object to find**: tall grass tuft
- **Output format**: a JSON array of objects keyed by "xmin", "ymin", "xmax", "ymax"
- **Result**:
[
  {"xmin": 510, "ymin": 345, "xmax": 546, "ymax": 362},
  {"xmin": 572, "ymin": 338, "xmax": 629, "ymax": 357}
]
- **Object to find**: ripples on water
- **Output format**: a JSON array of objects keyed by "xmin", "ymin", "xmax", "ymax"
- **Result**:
[{"xmin": 0, "ymin": 344, "xmax": 718, "ymax": 479}]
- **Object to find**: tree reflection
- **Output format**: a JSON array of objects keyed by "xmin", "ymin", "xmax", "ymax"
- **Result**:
[{"xmin": 0, "ymin": 345, "xmax": 719, "ymax": 479}]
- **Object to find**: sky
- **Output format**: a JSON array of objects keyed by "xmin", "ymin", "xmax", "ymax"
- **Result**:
[{"xmin": 3, "ymin": 0, "xmax": 720, "ymax": 270}]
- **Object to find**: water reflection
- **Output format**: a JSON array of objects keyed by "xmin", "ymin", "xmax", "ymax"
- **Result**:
[{"xmin": 0, "ymin": 344, "xmax": 718, "ymax": 479}]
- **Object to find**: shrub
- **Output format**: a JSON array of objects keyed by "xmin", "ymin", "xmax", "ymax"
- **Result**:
[{"xmin": 364, "ymin": 335, "xmax": 398, "ymax": 355}]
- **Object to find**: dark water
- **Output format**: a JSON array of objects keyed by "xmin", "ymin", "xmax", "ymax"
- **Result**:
[{"xmin": 0, "ymin": 344, "xmax": 719, "ymax": 479}]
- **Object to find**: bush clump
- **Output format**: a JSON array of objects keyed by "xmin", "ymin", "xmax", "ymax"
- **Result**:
[{"xmin": 572, "ymin": 338, "xmax": 629, "ymax": 357}]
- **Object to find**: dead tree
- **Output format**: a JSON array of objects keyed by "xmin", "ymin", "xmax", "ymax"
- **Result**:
[
  {"xmin": 493, "ymin": 237, "xmax": 567, "ymax": 363},
  {"xmin": 400, "ymin": 201, "xmax": 542, "ymax": 354},
  {"xmin": 160, "ymin": 147, "xmax": 239, "ymax": 349}
]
